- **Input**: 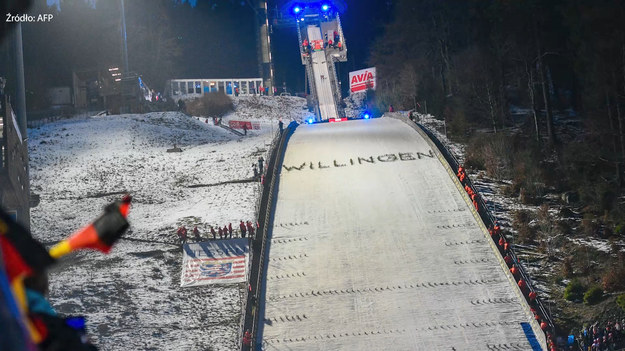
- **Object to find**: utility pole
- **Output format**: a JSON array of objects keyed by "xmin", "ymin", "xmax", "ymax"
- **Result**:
[
  {"xmin": 254, "ymin": 0, "xmax": 274, "ymax": 95},
  {"xmin": 14, "ymin": 23, "xmax": 26, "ymax": 136},
  {"xmin": 120, "ymin": 0, "xmax": 129, "ymax": 74}
]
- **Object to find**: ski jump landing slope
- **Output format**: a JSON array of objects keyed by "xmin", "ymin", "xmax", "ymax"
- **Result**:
[{"xmin": 258, "ymin": 117, "xmax": 545, "ymax": 351}]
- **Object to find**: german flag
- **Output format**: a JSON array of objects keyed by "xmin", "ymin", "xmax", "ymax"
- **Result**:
[
  {"xmin": 0, "ymin": 208, "xmax": 56, "ymax": 344},
  {"xmin": 49, "ymin": 195, "xmax": 131, "ymax": 259}
]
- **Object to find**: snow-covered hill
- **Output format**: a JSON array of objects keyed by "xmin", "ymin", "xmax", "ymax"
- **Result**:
[{"xmin": 28, "ymin": 96, "xmax": 308, "ymax": 350}]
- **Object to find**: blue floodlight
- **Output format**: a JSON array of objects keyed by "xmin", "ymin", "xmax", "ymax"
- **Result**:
[
  {"xmin": 321, "ymin": 4, "xmax": 329, "ymax": 11},
  {"xmin": 300, "ymin": 17, "xmax": 305, "ymax": 22},
  {"xmin": 363, "ymin": 112, "xmax": 370, "ymax": 119},
  {"xmin": 293, "ymin": 6, "xmax": 301, "ymax": 14},
  {"xmin": 307, "ymin": 118, "xmax": 314, "ymax": 124}
]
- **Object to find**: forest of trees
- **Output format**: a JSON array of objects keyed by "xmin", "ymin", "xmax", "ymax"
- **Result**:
[
  {"xmin": 369, "ymin": 0, "xmax": 625, "ymax": 330},
  {"xmin": 370, "ymin": 0, "xmax": 625, "ymax": 213}
]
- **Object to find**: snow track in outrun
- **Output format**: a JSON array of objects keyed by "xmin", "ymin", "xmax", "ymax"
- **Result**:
[{"xmin": 259, "ymin": 117, "xmax": 545, "ymax": 350}]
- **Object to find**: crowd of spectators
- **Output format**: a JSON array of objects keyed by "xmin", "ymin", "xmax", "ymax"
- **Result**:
[
  {"xmin": 576, "ymin": 320, "xmax": 625, "ymax": 351},
  {"xmin": 175, "ymin": 220, "xmax": 257, "ymax": 244}
]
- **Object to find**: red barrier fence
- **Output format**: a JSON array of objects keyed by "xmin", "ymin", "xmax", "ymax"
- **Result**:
[{"xmin": 229, "ymin": 120, "xmax": 260, "ymax": 130}]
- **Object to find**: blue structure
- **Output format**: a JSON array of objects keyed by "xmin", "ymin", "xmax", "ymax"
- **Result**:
[{"xmin": 280, "ymin": 0, "xmax": 347, "ymax": 17}]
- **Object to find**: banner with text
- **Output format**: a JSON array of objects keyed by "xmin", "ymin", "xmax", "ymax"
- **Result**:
[
  {"xmin": 228, "ymin": 120, "xmax": 261, "ymax": 130},
  {"xmin": 180, "ymin": 239, "xmax": 249, "ymax": 287},
  {"xmin": 349, "ymin": 67, "xmax": 376, "ymax": 94}
]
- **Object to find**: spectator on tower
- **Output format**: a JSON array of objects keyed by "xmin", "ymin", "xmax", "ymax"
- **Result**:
[
  {"xmin": 338, "ymin": 41, "xmax": 342, "ymax": 51},
  {"xmin": 223, "ymin": 225, "xmax": 229, "ymax": 239},
  {"xmin": 218, "ymin": 226, "xmax": 224, "ymax": 239},
  {"xmin": 210, "ymin": 226, "xmax": 217, "ymax": 240},
  {"xmin": 333, "ymin": 30, "xmax": 339, "ymax": 43},
  {"xmin": 228, "ymin": 223, "xmax": 233, "ymax": 238}
]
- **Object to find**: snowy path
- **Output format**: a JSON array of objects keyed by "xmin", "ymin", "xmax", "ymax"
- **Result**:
[{"xmin": 259, "ymin": 118, "xmax": 544, "ymax": 350}]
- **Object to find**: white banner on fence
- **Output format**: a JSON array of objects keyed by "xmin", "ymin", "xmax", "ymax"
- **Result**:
[{"xmin": 180, "ymin": 239, "xmax": 249, "ymax": 287}]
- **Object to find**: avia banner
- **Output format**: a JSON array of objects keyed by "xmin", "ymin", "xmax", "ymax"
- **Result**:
[
  {"xmin": 349, "ymin": 67, "xmax": 376, "ymax": 94},
  {"xmin": 180, "ymin": 239, "xmax": 249, "ymax": 287}
]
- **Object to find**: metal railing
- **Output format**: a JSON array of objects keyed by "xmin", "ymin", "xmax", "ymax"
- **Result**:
[
  {"xmin": 241, "ymin": 121, "xmax": 299, "ymax": 351},
  {"xmin": 335, "ymin": 13, "xmax": 347, "ymax": 53},
  {"xmin": 326, "ymin": 58, "xmax": 343, "ymax": 117}
]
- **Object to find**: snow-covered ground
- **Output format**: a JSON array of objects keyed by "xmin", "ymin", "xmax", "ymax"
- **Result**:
[
  {"xmin": 28, "ymin": 96, "xmax": 308, "ymax": 350},
  {"xmin": 259, "ymin": 117, "xmax": 545, "ymax": 350}
]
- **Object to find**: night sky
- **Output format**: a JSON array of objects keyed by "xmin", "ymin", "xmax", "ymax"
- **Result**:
[
  {"xmin": 5, "ymin": 0, "xmax": 393, "ymax": 100},
  {"xmin": 270, "ymin": 0, "xmax": 394, "ymax": 94}
]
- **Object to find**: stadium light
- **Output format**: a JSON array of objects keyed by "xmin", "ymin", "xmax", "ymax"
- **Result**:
[
  {"xmin": 321, "ymin": 4, "xmax": 329, "ymax": 11},
  {"xmin": 363, "ymin": 112, "xmax": 370, "ymax": 119},
  {"xmin": 293, "ymin": 6, "xmax": 301, "ymax": 14},
  {"xmin": 307, "ymin": 118, "xmax": 314, "ymax": 124}
]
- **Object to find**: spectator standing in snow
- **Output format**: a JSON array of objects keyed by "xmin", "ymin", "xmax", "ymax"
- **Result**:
[
  {"xmin": 228, "ymin": 223, "xmax": 233, "ymax": 238},
  {"xmin": 389, "ymin": 105, "xmax": 394, "ymax": 112},
  {"xmin": 253, "ymin": 164, "xmax": 259, "ymax": 179},
  {"xmin": 177, "ymin": 226, "xmax": 187, "ymax": 244},
  {"xmin": 210, "ymin": 226, "xmax": 217, "ymax": 240},
  {"xmin": 258, "ymin": 156, "xmax": 264, "ymax": 173},
  {"xmin": 177, "ymin": 99, "xmax": 186, "ymax": 112},
  {"xmin": 240, "ymin": 220, "xmax": 247, "ymax": 238},
  {"xmin": 218, "ymin": 226, "xmax": 224, "ymax": 239},
  {"xmin": 243, "ymin": 123, "xmax": 248, "ymax": 135},
  {"xmin": 223, "ymin": 225, "xmax": 229, "ymax": 239},
  {"xmin": 193, "ymin": 226, "xmax": 201, "ymax": 242},
  {"xmin": 246, "ymin": 221, "xmax": 255, "ymax": 239},
  {"xmin": 278, "ymin": 119, "xmax": 284, "ymax": 133}
]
